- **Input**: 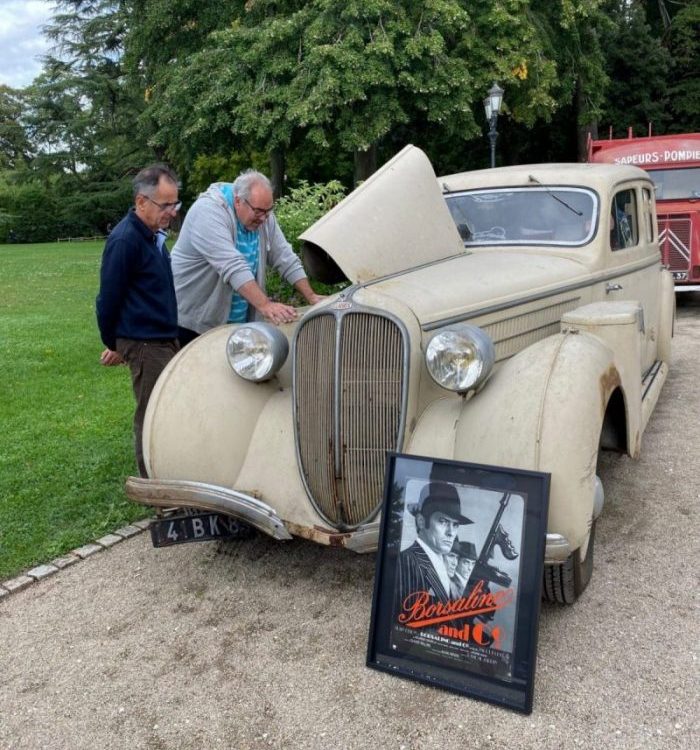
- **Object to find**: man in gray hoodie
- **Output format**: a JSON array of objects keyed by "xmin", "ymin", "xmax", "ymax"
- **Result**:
[{"xmin": 171, "ymin": 169, "xmax": 323, "ymax": 343}]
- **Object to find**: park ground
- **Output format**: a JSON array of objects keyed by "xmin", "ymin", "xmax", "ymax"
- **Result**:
[{"xmin": 0, "ymin": 300, "xmax": 698, "ymax": 750}]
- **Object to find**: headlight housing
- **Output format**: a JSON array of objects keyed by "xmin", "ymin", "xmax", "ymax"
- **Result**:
[
  {"xmin": 425, "ymin": 324, "xmax": 495, "ymax": 393},
  {"xmin": 226, "ymin": 323, "xmax": 289, "ymax": 382}
]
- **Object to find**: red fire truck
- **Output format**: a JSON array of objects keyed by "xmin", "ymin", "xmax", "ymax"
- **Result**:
[{"xmin": 588, "ymin": 130, "xmax": 700, "ymax": 290}]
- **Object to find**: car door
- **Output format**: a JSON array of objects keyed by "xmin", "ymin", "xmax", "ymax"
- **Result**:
[{"xmin": 601, "ymin": 181, "xmax": 661, "ymax": 372}]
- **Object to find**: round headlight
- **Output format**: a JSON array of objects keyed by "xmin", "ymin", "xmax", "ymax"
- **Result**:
[
  {"xmin": 226, "ymin": 323, "xmax": 289, "ymax": 382},
  {"xmin": 425, "ymin": 324, "xmax": 495, "ymax": 393}
]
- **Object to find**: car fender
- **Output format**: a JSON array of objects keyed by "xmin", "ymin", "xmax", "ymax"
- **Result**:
[
  {"xmin": 409, "ymin": 309, "xmax": 642, "ymax": 552},
  {"xmin": 142, "ymin": 325, "xmax": 288, "ymax": 484}
]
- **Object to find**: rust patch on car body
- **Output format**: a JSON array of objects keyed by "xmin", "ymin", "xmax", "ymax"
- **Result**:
[
  {"xmin": 600, "ymin": 365, "xmax": 621, "ymax": 410},
  {"xmin": 284, "ymin": 521, "xmax": 352, "ymax": 547}
]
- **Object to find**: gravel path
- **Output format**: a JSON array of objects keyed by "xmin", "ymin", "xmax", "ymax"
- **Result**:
[{"xmin": 1, "ymin": 300, "xmax": 698, "ymax": 750}]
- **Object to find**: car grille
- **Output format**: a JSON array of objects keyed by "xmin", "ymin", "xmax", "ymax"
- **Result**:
[
  {"xmin": 658, "ymin": 214, "xmax": 691, "ymax": 272},
  {"xmin": 294, "ymin": 311, "xmax": 406, "ymax": 528}
]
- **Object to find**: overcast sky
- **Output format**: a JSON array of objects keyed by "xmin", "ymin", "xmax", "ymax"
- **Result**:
[{"xmin": 0, "ymin": 0, "xmax": 55, "ymax": 89}]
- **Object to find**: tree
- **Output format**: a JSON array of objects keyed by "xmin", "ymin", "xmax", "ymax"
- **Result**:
[
  {"xmin": 664, "ymin": 0, "xmax": 700, "ymax": 132},
  {"xmin": 0, "ymin": 86, "xmax": 33, "ymax": 170},
  {"xmin": 30, "ymin": 0, "xmax": 150, "ymax": 175},
  {"xmin": 141, "ymin": 1, "xmax": 585, "ymax": 185},
  {"xmin": 17, "ymin": 0, "xmax": 154, "ymax": 237},
  {"xmin": 597, "ymin": 1, "xmax": 672, "ymax": 137}
]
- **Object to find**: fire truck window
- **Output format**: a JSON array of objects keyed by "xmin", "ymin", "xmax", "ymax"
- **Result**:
[
  {"xmin": 610, "ymin": 190, "xmax": 638, "ymax": 251},
  {"xmin": 650, "ymin": 167, "xmax": 700, "ymax": 200}
]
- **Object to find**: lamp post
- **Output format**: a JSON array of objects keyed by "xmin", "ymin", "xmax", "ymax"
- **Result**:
[{"xmin": 483, "ymin": 82, "xmax": 504, "ymax": 168}]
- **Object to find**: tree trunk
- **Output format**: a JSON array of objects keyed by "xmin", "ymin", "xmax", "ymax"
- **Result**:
[
  {"xmin": 576, "ymin": 81, "xmax": 598, "ymax": 162},
  {"xmin": 269, "ymin": 148, "xmax": 286, "ymax": 198},
  {"xmin": 353, "ymin": 144, "xmax": 377, "ymax": 185}
]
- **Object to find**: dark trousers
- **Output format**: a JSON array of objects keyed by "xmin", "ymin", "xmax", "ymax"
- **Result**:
[{"xmin": 116, "ymin": 338, "xmax": 179, "ymax": 477}]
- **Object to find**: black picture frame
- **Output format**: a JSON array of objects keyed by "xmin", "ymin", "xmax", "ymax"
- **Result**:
[{"xmin": 366, "ymin": 452, "xmax": 551, "ymax": 714}]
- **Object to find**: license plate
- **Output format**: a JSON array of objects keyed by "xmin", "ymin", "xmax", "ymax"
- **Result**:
[{"xmin": 149, "ymin": 512, "xmax": 251, "ymax": 547}]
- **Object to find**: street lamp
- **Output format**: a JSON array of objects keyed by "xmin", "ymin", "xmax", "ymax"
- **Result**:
[{"xmin": 483, "ymin": 82, "xmax": 504, "ymax": 168}]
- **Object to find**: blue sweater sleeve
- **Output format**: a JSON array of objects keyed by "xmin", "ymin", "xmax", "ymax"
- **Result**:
[{"xmin": 96, "ymin": 236, "xmax": 136, "ymax": 350}]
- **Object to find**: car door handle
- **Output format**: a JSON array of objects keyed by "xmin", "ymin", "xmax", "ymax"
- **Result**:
[{"xmin": 606, "ymin": 283, "xmax": 623, "ymax": 294}]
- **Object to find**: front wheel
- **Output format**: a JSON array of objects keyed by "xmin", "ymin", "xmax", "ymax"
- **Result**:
[{"xmin": 543, "ymin": 520, "xmax": 596, "ymax": 604}]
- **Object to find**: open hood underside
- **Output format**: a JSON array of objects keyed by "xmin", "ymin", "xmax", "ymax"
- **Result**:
[{"xmin": 300, "ymin": 145, "xmax": 466, "ymax": 284}]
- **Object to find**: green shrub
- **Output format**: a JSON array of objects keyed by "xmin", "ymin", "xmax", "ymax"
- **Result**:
[
  {"xmin": 0, "ymin": 175, "xmax": 58, "ymax": 243},
  {"xmin": 269, "ymin": 180, "xmax": 349, "ymax": 303}
]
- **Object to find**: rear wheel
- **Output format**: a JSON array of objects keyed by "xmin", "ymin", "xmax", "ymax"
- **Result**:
[{"xmin": 543, "ymin": 520, "xmax": 596, "ymax": 604}]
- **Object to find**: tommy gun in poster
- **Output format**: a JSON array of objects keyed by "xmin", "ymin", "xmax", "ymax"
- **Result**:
[{"xmin": 367, "ymin": 453, "xmax": 550, "ymax": 713}]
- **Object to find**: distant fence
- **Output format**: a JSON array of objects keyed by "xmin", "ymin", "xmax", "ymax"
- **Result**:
[{"xmin": 56, "ymin": 235, "xmax": 107, "ymax": 242}]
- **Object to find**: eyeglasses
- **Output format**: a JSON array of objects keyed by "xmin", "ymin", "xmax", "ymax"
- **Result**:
[
  {"xmin": 243, "ymin": 197, "xmax": 274, "ymax": 218},
  {"xmin": 143, "ymin": 195, "xmax": 182, "ymax": 213}
]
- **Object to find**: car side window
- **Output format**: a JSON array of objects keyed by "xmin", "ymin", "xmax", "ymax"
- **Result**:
[{"xmin": 610, "ymin": 189, "xmax": 638, "ymax": 251}]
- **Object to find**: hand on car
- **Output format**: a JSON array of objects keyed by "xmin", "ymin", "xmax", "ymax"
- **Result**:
[
  {"xmin": 100, "ymin": 348, "xmax": 124, "ymax": 366},
  {"xmin": 306, "ymin": 292, "xmax": 327, "ymax": 306},
  {"xmin": 260, "ymin": 301, "xmax": 298, "ymax": 325}
]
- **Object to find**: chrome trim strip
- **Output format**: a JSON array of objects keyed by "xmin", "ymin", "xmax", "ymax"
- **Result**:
[
  {"xmin": 642, "ymin": 360, "xmax": 663, "ymax": 401},
  {"xmin": 360, "ymin": 251, "xmax": 470, "ymax": 288},
  {"xmin": 125, "ymin": 477, "xmax": 293, "ymax": 541},
  {"xmin": 422, "ymin": 255, "xmax": 662, "ymax": 332},
  {"xmin": 333, "ymin": 312, "xmax": 343, "ymax": 478}
]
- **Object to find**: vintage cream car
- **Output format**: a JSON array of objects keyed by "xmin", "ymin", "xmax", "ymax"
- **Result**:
[{"xmin": 126, "ymin": 145, "xmax": 674, "ymax": 604}]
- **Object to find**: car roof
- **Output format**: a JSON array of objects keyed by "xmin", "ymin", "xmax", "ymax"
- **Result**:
[{"xmin": 439, "ymin": 162, "xmax": 650, "ymax": 192}]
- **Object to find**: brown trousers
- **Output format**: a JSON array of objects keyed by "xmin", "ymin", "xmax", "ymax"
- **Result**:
[{"xmin": 116, "ymin": 338, "xmax": 179, "ymax": 477}]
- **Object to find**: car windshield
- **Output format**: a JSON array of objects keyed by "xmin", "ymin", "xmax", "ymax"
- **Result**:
[
  {"xmin": 445, "ymin": 187, "xmax": 598, "ymax": 246},
  {"xmin": 647, "ymin": 167, "xmax": 700, "ymax": 200}
]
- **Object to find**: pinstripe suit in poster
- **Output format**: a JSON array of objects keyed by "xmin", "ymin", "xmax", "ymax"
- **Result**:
[{"xmin": 395, "ymin": 541, "xmax": 451, "ymax": 612}]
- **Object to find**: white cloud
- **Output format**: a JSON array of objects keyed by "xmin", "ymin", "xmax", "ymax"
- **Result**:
[{"xmin": 0, "ymin": 0, "xmax": 56, "ymax": 88}]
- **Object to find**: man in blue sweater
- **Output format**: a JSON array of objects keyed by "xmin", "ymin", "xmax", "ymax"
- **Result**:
[{"xmin": 96, "ymin": 164, "xmax": 181, "ymax": 477}]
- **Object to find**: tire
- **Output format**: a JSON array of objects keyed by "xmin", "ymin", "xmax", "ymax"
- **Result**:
[{"xmin": 543, "ymin": 520, "xmax": 596, "ymax": 605}]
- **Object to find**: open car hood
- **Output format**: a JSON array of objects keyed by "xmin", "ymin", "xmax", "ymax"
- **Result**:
[{"xmin": 300, "ymin": 145, "xmax": 465, "ymax": 284}]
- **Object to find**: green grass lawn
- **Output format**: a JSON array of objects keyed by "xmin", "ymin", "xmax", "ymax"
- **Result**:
[{"xmin": 0, "ymin": 241, "xmax": 149, "ymax": 580}]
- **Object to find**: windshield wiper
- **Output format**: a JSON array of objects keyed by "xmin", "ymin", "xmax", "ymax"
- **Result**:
[{"xmin": 528, "ymin": 175, "xmax": 583, "ymax": 216}]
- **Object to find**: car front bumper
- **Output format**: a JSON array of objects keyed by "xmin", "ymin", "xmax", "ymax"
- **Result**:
[{"xmin": 125, "ymin": 477, "xmax": 572, "ymax": 562}]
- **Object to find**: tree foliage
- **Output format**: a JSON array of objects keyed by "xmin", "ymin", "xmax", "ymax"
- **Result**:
[
  {"xmin": 595, "ymin": 1, "xmax": 699, "ymax": 137},
  {"xmin": 12, "ymin": 0, "xmax": 153, "ymax": 239},
  {"xmin": 0, "ymin": 86, "xmax": 33, "ymax": 170},
  {"xmin": 665, "ymin": 0, "xmax": 700, "ymax": 133},
  {"xmin": 0, "ymin": 0, "xmax": 696, "ymax": 241}
]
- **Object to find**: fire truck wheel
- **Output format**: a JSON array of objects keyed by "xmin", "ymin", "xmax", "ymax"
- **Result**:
[{"xmin": 542, "ymin": 520, "xmax": 596, "ymax": 605}]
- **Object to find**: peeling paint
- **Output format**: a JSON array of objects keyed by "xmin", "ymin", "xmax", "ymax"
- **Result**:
[
  {"xmin": 284, "ymin": 521, "xmax": 352, "ymax": 547},
  {"xmin": 599, "ymin": 365, "xmax": 621, "ymax": 412}
]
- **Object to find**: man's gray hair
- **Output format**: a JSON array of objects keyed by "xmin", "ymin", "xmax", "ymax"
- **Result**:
[
  {"xmin": 233, "ymin": 169, "xmax": 272, "ymax": 200},
  {"xmin": 132, "ymin": 164, "xmax": 179, "ymax": 199}
]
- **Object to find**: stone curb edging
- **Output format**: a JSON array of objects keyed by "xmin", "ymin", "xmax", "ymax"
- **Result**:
[{"xmin": 0, "ymin": 519, "xmax": 153, "ymax": 601}]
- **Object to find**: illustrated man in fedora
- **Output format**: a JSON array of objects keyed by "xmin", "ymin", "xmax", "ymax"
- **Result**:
[
  {"xmin": 449, "ymin": 538, "xmax": 479, "ymax": 600},
  {"xmin": 396, "ymin": 481, "xmax": 472, "ymax": 607}
]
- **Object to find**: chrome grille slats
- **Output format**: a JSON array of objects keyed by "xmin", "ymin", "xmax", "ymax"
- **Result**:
[
  {"xmin": 295, "ymin": 316, "xmax": 337, "ymax": 520},
  {"xmin": 339, "ymin": 314, "xmax": 403, "ymax": 525},
  {"xmin": 295, "ymin": 311, "xmax": 405, "ymax": 528}
]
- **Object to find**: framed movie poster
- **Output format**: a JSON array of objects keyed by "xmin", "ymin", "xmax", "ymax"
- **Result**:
[{"xmin": 366, "ymin": 453, "xmax": 550, "ymax": 714}]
